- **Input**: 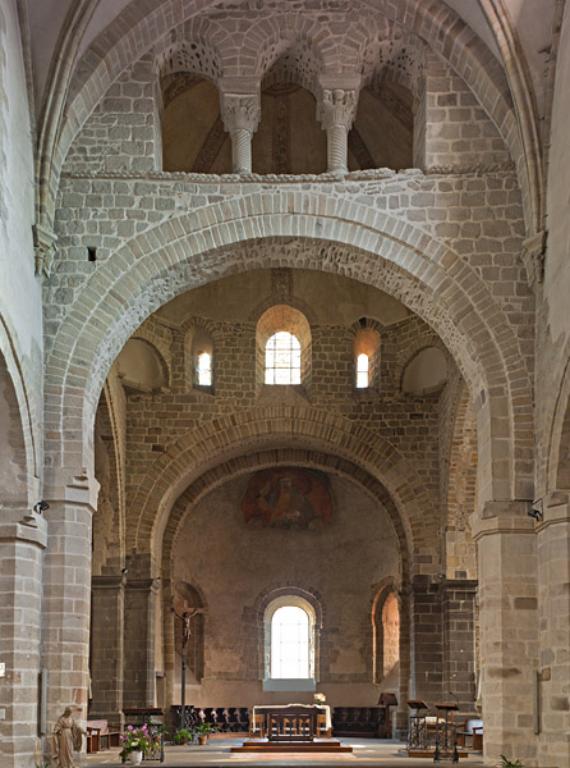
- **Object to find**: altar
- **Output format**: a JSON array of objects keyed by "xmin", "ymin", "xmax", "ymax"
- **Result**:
[
  {"xmin": 232, "ymin": 703, "xmax": 350, "ymax": 753},
  {"xmin": 252, "ymin": 703, "xmax": 332, "ymax": 740}
]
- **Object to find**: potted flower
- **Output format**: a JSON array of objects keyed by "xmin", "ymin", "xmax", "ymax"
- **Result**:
[
  {"xmin": 119, "ymin": 724, "xmax": 152, "ymax": 765},
  {"xmin": 173, "ymin": 727, "xmax": 193, "ymax": 745},
  {"xmin": 194, "ymin": 722, "xmax": 216, "ymax": 746}
]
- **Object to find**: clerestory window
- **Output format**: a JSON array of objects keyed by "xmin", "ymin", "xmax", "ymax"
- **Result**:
[
  {"xmin": 196, "ymin": 351, "xmax": 212, "ymax": 387},
  {"xmin": 356, "ymin": 353, "xmax": 369, "ymax": 388},
  {"xmin": 265, "ymin": 331, "xmax": 301, "ymax": 385}
]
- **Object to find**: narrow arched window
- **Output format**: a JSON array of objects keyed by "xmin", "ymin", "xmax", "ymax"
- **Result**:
[
  {"xmin": 356, "ymin": 353, "xmax": 369, "ymax": 388},
  {"xmin": 271, "ymin": 605, "xmax": 310, "ymax": 679},
  {"xmin": 265, "ymin": 332, "xmax": 301, "ymax": 385},
  {"xmin": 196, "ymin": 351, "xmax": 212, "ymax": 387}
]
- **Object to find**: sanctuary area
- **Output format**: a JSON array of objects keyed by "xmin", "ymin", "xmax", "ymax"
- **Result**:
[{"xmin": 0, "ymin": 1, "xmax": 569, "ymax": 767}]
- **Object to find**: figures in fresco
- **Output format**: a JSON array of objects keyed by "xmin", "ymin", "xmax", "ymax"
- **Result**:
[
  {"xmin": 52, "ymin": 707, "xmax": 84, "ymax": 768},
  {"xmin": 242, "ymin": 468, "xmax": 333, "ymax": 529}
]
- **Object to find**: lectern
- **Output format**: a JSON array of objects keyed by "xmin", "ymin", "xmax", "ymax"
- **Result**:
[{"xmin": 407, "ymin": 700, "xmax": 428, "ymax": 750}]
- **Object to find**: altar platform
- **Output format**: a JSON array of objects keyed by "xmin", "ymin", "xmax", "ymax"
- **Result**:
[
  {"xmin": 231, "ymin": 737, "xmax": 351, "ymax": 753},
  {"xmin": 85, "ymin": 737, "xmax": 485, "ymax": 767}
]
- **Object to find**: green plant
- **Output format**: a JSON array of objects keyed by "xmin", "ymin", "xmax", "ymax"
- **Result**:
[
  {"xmin": 195, "ymin": 722, "xmax": 216, "ymax": 735},
  {"xmin": 173, "ymin": 727, "xmax": 193, "ymax": 745},
  {"xmin": 500, "ymin": 755, "xmax": 524, "ymax": 768}
]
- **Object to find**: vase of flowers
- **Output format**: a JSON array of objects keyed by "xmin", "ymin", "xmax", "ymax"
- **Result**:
[{"xmin": 119, "ymin": 724, "xmax": 152, "ymax": 764}]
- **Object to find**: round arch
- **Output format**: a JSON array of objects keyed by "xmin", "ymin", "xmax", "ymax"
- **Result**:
[
  {"xmin": 0, "ymin": 316, "xmax": 39, "ymax": 506},
  {"xmin": 37, "ymin": 0, "xmax": 539, "ymax": 237},
  {"xmin": 131, "ymin": 408, "xmax": 426, "ymax": 573},
  {"xmin": 44, "ymin": 191, "xmax": 533, "ymax": 504},
  {"xmin": 159, "ymin": 444, "xmax": 414, "ymax": 583}
]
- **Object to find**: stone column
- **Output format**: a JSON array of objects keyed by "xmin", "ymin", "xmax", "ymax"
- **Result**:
[
  {"xmin": 41, "ymin": 471, "xmax": 98, "ymax": 746},
  {"xmin": 90, "ymin": 574, "xmax": 125, "ymax": 729},
  {"xmin": 536, "ymin": 491, "xmax": 570, "ymax": 768},
  {"xmin": 220, "ymin": 93, "xmax": 260, "ymax": 174},
  {"xmin": 409, "ymin": 575, "xmax": 444, "ymax": 704},
  {"xmin": 123, "ymin": 576, "xmax": 160, "ymax": 709},
  {"xmin": 318, "ymin": 89, "xmax": 358, "ymax": 175},
  {"xmin": 441, "ymin": 579, "xmax": 478, "ymax": 711},
  {"xmin": 0, "ymin": 508, "xmax": 47, "ymax": 768},
  {"xmin": 474, "ymin": 501, "xmax": 538, "ymax": 765}
]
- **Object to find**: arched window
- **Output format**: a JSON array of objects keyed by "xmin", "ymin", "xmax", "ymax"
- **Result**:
[
  {"xmin": 184, "ymin": 326, "xmax": 214, "ymax": 392},
  {"xmin": 356, "ymin": 353, "xmax": 369, "ymax": 388},
  {"xmin": 373, "ymin": 588, "xmax": 400, "ymax": 684},
  {"xmin": 265, "ymin": 331, "xmax": 301, "ymax": 385},
  {"xmin": 196, "ymin": 351, "xmax": 212, "ymax": 387},
  {"xmin": 353, "ymin": 322, "xmax": 381, "ymax": 390},
  {"xmin": 263, "ymin": 595, "xmax": 317, "ymax": 691},
  {"xmin": 256, "ymin": 304, "xmax": 312, "ymax": 391},
  {"xmin": 271, "ymin": 606, "xmax": 310, "ymax": 678}
]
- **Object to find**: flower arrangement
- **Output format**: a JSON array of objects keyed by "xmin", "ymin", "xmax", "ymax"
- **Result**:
[
  {"xmin": 119, "ymin": 724, "xmax": 157, "ymax": 762},
  {"xmin": 314, "ymin": 692, "xmax": 327, "ymax": 704}
]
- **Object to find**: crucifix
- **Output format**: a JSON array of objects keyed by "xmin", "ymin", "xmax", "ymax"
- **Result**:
[{"xmin": 173, "ymin": 604, "xmax": 203, "ymax": 730}]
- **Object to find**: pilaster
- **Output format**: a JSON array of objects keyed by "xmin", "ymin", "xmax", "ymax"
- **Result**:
[
  {"xmin": 473, "ymin": 500, "xmax": 538, "ymax": 765},
  {"xmin": 0, "ymin": 508, "xmax": 47, "ymax": 768},
  {"xmin": 123, "ymin": 574, "xmax": 160, "ymax": 709},
  {"xmin": 90, "ymin": 574, "xmax": 126, "ymax": 729},
  {"xmin": 41, "ymin": 469, "xmax": 99, "ymax": 736},
  {"xmin": 536, "ymin": 491, "xmax": 570, "ymax": 767}
]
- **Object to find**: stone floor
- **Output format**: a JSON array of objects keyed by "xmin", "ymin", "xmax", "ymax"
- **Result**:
[{"xmin": 85, "ymin": 738, "xmax": 485, "ymax": 767}]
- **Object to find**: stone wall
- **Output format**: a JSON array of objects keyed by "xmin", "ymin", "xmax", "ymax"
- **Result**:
[
  {"xmin": 48, "ymin": 170, "xmax": 531, "ymax": 366},
  {"xmin": 119, "ymin": 275, "xmax": 445, "ymax": 572},
  {"xmin": 167, "ymin": 472, "xmax": 402, "ymax": 707}
]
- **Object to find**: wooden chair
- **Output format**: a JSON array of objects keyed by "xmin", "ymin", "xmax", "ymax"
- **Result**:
[
  {"xmin": 249, "ymin": 712, "xmax": 266, "ymax": 738},
  {"xmin": 86, "ymin": 719, "xmax": 121, "ymax": 750},
  {"xmin": 457, "ymin": 718, "xmax": 483, "ymax": 751},
  {"xmin": 316, "ymin": 713, "xmax": 331, "ymax": 737},
  {"xmin": 86, "ymin": 724, "xmax": 101, "ymax": 753}
]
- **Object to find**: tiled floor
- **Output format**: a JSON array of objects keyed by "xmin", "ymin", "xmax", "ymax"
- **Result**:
[{"xmin": 85, "ymin": 738, "xmax": 484, "ymax": 767}]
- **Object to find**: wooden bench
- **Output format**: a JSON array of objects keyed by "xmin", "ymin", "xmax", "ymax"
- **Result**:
[{"xmin": 86, "ymin": 720, "xmax": 121, "ymax": 752}]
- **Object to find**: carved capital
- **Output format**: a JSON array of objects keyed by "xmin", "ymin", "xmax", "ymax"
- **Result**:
[
  {"xmin": 33, "ymin": 224, "xmax": 57, "ymax": 279},
  {"xmin": 522, "ymin": 229, "xmax": 547, "ymax": 286},
  {"xmin": 318, "ymin": 88, "xmax": 358, "ymax": 131},
  {"xmin": 221, "ymin": 93, "xmax": 261, "ymax": 134}
]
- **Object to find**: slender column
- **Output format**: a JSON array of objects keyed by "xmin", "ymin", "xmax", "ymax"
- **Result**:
[
  {"xmin": 90, "ymin": 574, "xmax": 125, "ymax": 729},
  {"xmin": 536, "ymin": 491, "xmax": 570, "ymax": 768},
  {"xmin": 474, "ymin": 501, "xmax": 538, "ymax": 765},
  {"xmin": 220, "ymin": 93, "xmax": 260, "ymax": 174},
  {"xmin": 0, "ymin": 508, "xmax": 47, "ymax": 768},
  {"xmin": 42, "ymin": 471, "xmax": 98, "ymax": 748},
  {"xmin": 318, "ymin": 89, "xmax": 358, "ymax": 175}
]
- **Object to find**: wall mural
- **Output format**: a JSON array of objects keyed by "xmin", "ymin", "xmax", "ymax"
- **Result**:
[{"xmin": 241, "ymin": 467, "xmax": 333, "ymax": 529}]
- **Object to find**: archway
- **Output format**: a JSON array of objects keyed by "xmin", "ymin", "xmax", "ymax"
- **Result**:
[
  {"xmin": 44, "ymin": 194, "xmax": 533, "ymax": 509},
  {"xmin": 155, "ymin": 450, "xmax": 413, "ymax": 716}
]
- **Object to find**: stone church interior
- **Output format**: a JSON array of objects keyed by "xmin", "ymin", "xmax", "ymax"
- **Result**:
[{"xmin": 0, "ymin": 0, "xmax": 569, "ymax": 767}]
